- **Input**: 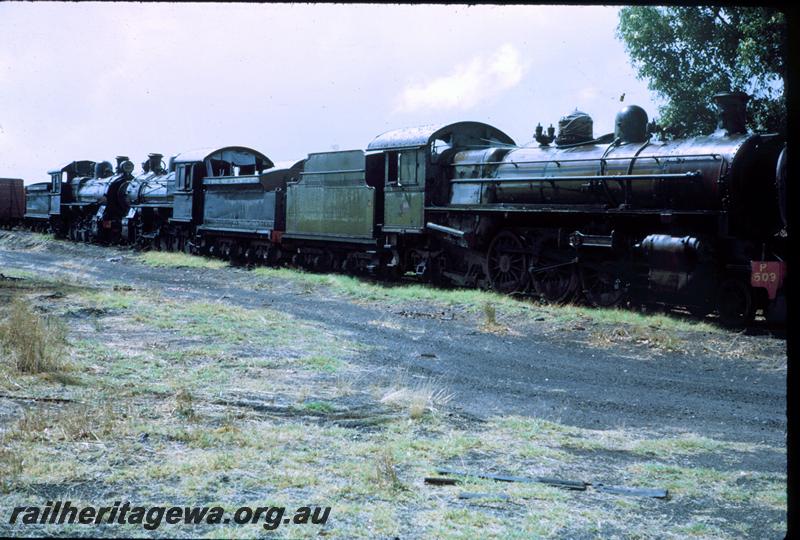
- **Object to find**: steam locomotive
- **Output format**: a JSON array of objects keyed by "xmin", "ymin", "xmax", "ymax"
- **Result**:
[{"xmin": 9, "ymin": 92, "xmax": 787, "ymax": 325}]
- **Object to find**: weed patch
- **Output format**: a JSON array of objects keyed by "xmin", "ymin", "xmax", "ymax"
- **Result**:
[
  {"xmin": 139, "ymin": 251, "xmax": 227, "ymax": 270},
  {"xmin": 173, "ymin": 388, "xmax": 197, "ymax": 420},
  {"xmin": 6, "ymin": 402, "xmax": 127, "ymax": 443},
  {"xmin": 373, "ymin": 450, "xmax": 407, "ymax": 492},
  {"xmin": 0, "ymin": 298, "xmax": 69, "ymax": 374},
  {"xmin": 300, "ymin": 355, "xmax": 342, "ymax": 373},
  {"xmin": 590, "ymin": 324, "xmax": 684, "ymax": 353},
  {"xmin": 300, "ymin": 401, "xmax": 335, "ymax": 414}
]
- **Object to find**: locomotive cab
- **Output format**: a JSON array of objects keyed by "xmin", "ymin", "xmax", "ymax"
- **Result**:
[
  {"xmin": 47, "ymin": 160, "xmax": 96, "ymax": 238},
  {"xmin": 367, "ymin": 122, "xmax": 515, "ymax": 237},
  {"xmin": 364, "ymin": 122, "xmax": 515, "ymax": 281}
]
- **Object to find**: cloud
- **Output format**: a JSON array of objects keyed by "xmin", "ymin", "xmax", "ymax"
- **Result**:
[{"xmin": 394, "ymin": 44, "xmax": 525, "ymax": 113}]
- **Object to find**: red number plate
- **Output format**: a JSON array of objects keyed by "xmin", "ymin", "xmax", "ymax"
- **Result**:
[{"xmin": 750, "ymin": 261, "xmax": 786, "ymax": 300}]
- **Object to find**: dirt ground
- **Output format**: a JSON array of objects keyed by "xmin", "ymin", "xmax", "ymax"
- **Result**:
[{"xmin": 0, "ymin": 231, "xmax": 787, "ymax": 538}]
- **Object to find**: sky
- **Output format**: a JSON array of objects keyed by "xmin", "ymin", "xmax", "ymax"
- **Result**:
[{"xmin": 0, "ymin": 3, "xmax": 663, "ymax": 184}]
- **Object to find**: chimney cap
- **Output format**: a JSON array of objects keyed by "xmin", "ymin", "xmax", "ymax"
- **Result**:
[
  {"xmin": 713, "ymin": 91, "xmax": 750, "ymax": 105},
  {"xmin": 712, "ymin": 91, "xmax": 749, "ymax": 135}
]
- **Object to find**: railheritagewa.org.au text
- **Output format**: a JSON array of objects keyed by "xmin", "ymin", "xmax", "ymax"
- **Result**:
[{"xmin": 8, "ymin": 501, "xmax": 331, "ymax": 531}]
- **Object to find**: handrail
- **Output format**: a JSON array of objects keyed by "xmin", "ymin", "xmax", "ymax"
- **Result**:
[
  {"xmin": 452, "ymin": 153, "xmax": 721, "ymax": 167},
  {"xmin": 450, "ymin": 172, "xmax": 702, "ymax": 184}
]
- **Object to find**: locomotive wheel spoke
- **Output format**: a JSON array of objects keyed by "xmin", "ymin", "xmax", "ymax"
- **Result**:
[
  {"xmin": 486, "ymin": 231, "xmax": 529, "ymax": 294},
  {"xmin": 580, "ymin": 263, "xmax": 625, "ymax": 308},
  {"xmin": 530, "ymin": 235, "xmax": 578, "ymax": 304}
]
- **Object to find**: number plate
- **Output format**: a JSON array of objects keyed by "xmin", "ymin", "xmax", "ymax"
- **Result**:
[{"xmin": 750, "ymin": 261, "xmax": 786, "ymax": 300}]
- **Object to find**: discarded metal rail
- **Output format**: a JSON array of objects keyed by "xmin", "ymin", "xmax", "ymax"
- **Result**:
[{"xmin": 427, "ymin": 467, "xmax": 669, "ymax": 499}]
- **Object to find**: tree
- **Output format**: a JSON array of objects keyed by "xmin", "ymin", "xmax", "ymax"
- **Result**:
[{"xmin": 617, "ymin": 6, "xmax": 786, "ymax": 137}]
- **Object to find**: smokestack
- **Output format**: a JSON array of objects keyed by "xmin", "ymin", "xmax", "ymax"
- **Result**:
[
  {"xmin": 713, "ymin": 92, "xmax": 749, "ymax": 135},
  {"xmin": 148, "ymin": 153, "xmax": 164, "ymax": 174},
  {"xmin": 115, "ymin": 156, "xmax": 129, "ymax": 173}
]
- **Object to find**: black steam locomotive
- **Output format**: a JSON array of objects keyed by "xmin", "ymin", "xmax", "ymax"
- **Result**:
[{"xmin": 14, "ymin": 92, "xmax": 787, "ymax": 325}]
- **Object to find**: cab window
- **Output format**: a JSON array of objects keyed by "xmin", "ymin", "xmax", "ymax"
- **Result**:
[
  {"xmin": 400, "ymin": 151, "xmax": 418, "ymax": 185},
  {"xmin": 51, "ymin": 173, "xmax": 62, "ymax": 193},
  {"xmin": 430, "ymin": 138, "xmax": 452, "ymax": 163},
  {"xmin": 176, "ymin": 164, "xmax": 194, "ymax": 191},
  {"xmin": 385, "ymin": 152, "xmax": 399, "ymax": 185},
  {"xmin": 385, "ymin": 151, "xmax": 419, "ymax": 186}
]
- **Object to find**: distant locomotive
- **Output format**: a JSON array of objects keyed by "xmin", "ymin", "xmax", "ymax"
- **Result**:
[
  {"xmin": 47, "ymin": 157, "xmax": 136, "ymax": 243},
  {"xmin": 121, "ymin": 153, "xmax": 174, "ymax": 249},
  {"xmin": 16, "ymin": 92, "xmax": 787, "ymax": 325}
]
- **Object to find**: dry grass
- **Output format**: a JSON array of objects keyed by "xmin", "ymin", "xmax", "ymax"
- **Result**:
[
  {"xmin": 0, "ymin": 445, "xmax": 23, "ymax": 493},
  {"xmin": 0, "ymin": 298, "xmax": 68, "ymax": 373},
  {"xmin": 173, "ymin": 388, "xmax": 197, "ymax": 420},
  {"xmin": 373, "ymin": 450, "xmax": 407, "ymax": 492},
  {"xmin": 589, "ymin": 324, "xmax": 684, "ymax": 353},
  {"xmin": 484, "ymin": 302, "xmax": 497, "ymax": 326},
  {"xmin": 479, "ymin": 301, "xmax": 515, "ymax": 335},
  {"xmin": 7, "ymin": 402, "xmax": 125, "ymax": 444},
  {"xmin": 380, "ymin": 377, "xmax": 454, "ymax": 419}
]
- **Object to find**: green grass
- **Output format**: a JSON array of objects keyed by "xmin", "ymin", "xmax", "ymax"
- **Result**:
[
  {"xmin": 76, "ymin": 289, "xmax": 138, "ymax": 310},
  {"xmin": 625, "ymin": 463, "xmax": 733, "ymax": 499},
  {"xmin": 143, "ymin": 298, "xmax": 352, "ymax": 356},
  {"xmin": 138, "ymin": 251, "xmax": 227, "ymax": 269},
  {"xmin": 299, "ymin": 400, "xmax": 335, "ymax": 414},
  {"xmin": 0, "ymin": 268, "xmax": 39, "ymax": 281},
  {"xmin": 252, "ymin": 266, "xmax": 718, "ymax": 337},
  {"xmin": 300, "ymin": 355, "xmax": 343, "ymax": 372},
  {"xmin": 254, "ymin": 266, "xmax": 523, "ymax": 308}
]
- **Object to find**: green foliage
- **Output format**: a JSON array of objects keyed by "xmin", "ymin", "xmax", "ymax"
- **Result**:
[{"xmin": 617, "ymin": 6, "xmax": 786, "ymax": 136}]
